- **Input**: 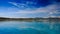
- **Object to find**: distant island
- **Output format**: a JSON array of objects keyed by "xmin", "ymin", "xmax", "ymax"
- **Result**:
[{"xmin": 0, "ymin": 17, "xmax": 60, "ymax": 22}]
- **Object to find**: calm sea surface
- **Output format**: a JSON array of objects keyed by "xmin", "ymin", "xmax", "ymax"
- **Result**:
[{"xmin": 0, "ymin": 21, "xmax": 60, "ymax": 34}]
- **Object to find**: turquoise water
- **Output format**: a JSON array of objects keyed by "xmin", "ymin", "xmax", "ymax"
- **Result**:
[{"xmin": 0, "ymin": 21, "xmax": 60, "ymax": 34}]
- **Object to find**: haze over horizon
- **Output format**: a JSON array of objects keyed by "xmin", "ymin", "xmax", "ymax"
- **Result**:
[{"xmin": 0, "ymin": 0, "xmax": 60, "ymax": 18}]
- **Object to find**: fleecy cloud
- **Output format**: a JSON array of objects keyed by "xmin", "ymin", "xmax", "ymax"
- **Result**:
[
  {"xmin": 16, "ymin": 4, "xmax": 59, "ymax": 14},
  {"xmin": 8, "ymin": 2, "xmax": 60, "ymax": 18},
  {"xmin": 0, "ymin": 1, "xmax": 59, "ymax": 18}
]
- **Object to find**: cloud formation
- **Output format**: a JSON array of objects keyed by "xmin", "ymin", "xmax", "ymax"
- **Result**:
[
  {"xmin": 12, "ymin": 3, "xmax": 60, "ymax": 18},
  {"xmin": 0, "ymin": 0, "xmax": 60, "ymax": 18},
  {"xmin": 16, "ymin": 3, "xmax": 59, "ymax": 14}
]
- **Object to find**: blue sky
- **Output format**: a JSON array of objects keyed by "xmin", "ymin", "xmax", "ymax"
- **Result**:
[{"xmin": 0, "ymin": 0, "xmax": 60, "ymax": 18}]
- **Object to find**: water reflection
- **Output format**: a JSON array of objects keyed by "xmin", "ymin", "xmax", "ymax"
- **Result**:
[{"xmin": 0, "ymin": 20, "xmax": 60, "ymax": 34}]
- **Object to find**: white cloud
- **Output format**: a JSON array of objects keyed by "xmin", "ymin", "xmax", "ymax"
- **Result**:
[
  {"xmin": 9, "ymin": 2, "xmax": 27, "ymax": 8},
  {"xmin": 9, "ymin": 2, "xmax": 19, "ymax": 7},
  {"xmin": 8, "ymin": 2, "xmax": 37, "ymax": 9},
  {"xmin": 16, "ymin": 4, "xmax": 59, "ymax": 14},
  {"xmin": 1, "ymin": 2, "xmax": 59, "ymax": 18},
  {"xmin": 8, "ymin": 2, "xmax": 49, "ymax": 14}
]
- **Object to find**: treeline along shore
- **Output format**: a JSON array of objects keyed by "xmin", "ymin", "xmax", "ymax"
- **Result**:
[{"xmin": 0, "ymin": 17, "xmax": 60, "ymax": 22}]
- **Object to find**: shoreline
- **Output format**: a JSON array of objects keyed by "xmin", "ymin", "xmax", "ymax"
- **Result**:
[{"xmin": 0, "ymin": 18, "xmax": 60, "ymax": 22}]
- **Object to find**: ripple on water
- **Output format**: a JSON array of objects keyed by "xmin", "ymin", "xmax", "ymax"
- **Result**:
[{"xmin": 0, "ymin": 21, "xmax": 60, "ymax": 34}]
